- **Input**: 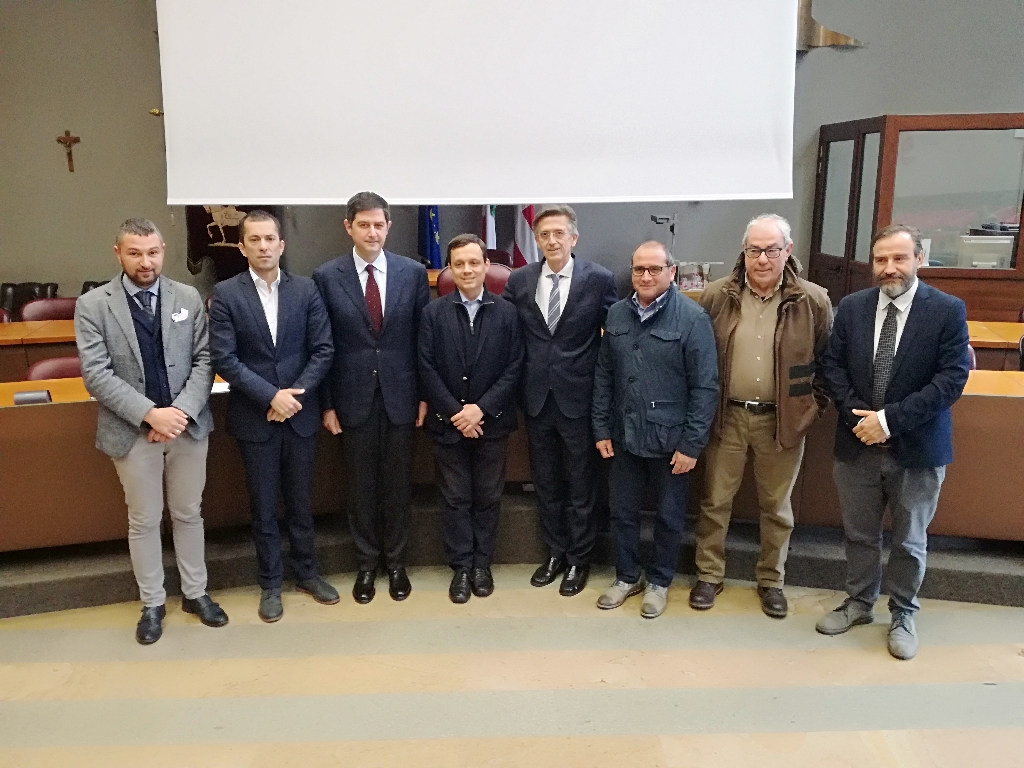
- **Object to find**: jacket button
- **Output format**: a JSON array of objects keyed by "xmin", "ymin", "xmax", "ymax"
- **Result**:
[
  {"xmin": 628, "ymin": 376, "xmax": 636, "ymax": 383},
  {"xmin": 460, "ymin": 399, "xmax": 465, "ymax": 404},
  {"xmin": 633, "ymin": 343, "xmax": 639, "ymax": 350},
  {"xmin": 462, "ymin": 376, "xmax": 468, "ymax": 381}
]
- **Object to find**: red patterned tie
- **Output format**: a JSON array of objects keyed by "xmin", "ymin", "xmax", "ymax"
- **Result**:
[{"xmin": 365, "ymin": 265, "xmax": 383, "ymax": 336}]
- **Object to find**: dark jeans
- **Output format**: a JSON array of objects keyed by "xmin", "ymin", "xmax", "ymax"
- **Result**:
[
  {"xmin": 343, "ymin": 389, "xmax": 414, "ymax": 571},
  {"xmin": 609, "ymin": 448, "xmax": 690, "ymax": 588},
  {"xmin": 432, "ymin": 436, "xmax": 509, "ymax": 570},
  {"xmin": 833, "ymin": 449, "xmax": 945, "ymax": 613},
  {"xmin": 237, "ymin": 426, "xmax": 319, "ymax": 590},
  {"xmin": 524, "ymin": 394, "xmax": 598, "ymax": 565}
]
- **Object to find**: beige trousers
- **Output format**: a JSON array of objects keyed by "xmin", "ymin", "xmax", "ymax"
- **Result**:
[
  {"xmin": 112, "ymin": 433, "xmax": 209, "ymax": 607},
  {"xmin": 695, "ymin": 406, "xmax": 804, "ymax": 587}
]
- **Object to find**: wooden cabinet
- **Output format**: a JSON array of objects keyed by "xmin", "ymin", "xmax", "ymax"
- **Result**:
[{"xmin": 809, "ymin": 113, "xmax": 1024, "ymax": 320}]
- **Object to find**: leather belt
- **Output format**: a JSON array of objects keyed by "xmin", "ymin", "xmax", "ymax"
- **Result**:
[{"xmin": 728, "ymin": 399, "xmax": 776, "ymax": 416}]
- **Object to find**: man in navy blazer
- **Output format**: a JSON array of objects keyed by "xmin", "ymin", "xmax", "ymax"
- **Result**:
[
  {"xmin": 312, "ymin": 192, "xmax": 431, "ymax": 605},
  {"xmin": 502, "ymin": 205, "xmax": 618, "ymax": 596},
  {"xmin": 819, "ymin": 224, "xmax": 970, "ymax": 660},
  {"xmin": 419, "ymin": 234, "xmax": 524, "ymax": 603},
  {"xmin": 210, "ymin": 210, "xmax": 338, "ymax": 622}
]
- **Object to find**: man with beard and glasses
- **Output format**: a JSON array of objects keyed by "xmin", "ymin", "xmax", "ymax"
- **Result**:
[{"xmin": 818, "ymin": 224, "xmax": 969, "ymax": 660}]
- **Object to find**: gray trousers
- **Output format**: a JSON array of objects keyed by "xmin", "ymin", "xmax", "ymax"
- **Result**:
[
  {"xmin": 833, "ymin": 448, "xmax": 945, "ymax": 613},
  {"xmin": 112, "ymin": 433, "xmax": 209, "ymax": 607}
]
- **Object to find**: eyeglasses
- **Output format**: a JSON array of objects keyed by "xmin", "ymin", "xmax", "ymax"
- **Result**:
[
  {"xmin": 536, "ymin": 229, "xmax": 571, "ymax": 241},
  {"xmin": 743, "ymin": 246, "xmax": 785, "ymax": 259},
  {"xmin": 631, "ymin": 266, "xmax": 667, "ymax": 277}
]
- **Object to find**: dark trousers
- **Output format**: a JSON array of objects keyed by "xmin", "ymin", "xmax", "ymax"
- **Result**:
[
  {"xmin": 237, "ymin": 426, "xmax": 319, "ymax": 590},
  {"xmin": 432, "ymin": 436, "xmax": 509, "ymax": 570},
  {"xmin": 609, "ymin": 448, "xmax": 690, "ymax": 588},
  {"xmin": 343, "ymin": 389, "xmax": 413, "ymax": 571},
  {"xmin": 524, "ymin": 395, "xmax": 597, "ymax": 565}
]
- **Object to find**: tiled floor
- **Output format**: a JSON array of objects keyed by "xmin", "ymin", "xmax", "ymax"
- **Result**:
[{"xmin": 1, "ymin": 565, "xmax": 1023, "ymax": 767}]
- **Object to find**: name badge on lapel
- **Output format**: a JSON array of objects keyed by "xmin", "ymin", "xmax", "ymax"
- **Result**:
[{"xmin": 171, "ymin": 308, "xmax": 189, "ymax": 323}]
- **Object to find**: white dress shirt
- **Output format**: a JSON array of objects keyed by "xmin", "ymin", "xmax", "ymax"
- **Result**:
[
  {"xmin": 249, "ymin": 267, "xmax": 281, "ymax": 346},
  {"xmin": 873, "ymin": 278, "xmax": 919, "ymax": 437},
  {"xmin": 535, "ymin": 256, "xmax": 574, "ymax": 318},
  {"xmin": 353, "ymin": 249, "xmax": 388, "ymax": 315}
]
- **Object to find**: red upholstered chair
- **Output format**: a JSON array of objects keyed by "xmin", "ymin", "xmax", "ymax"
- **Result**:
[
  {"xmin": 26, "ymin": 356, "xmax": 82, "ymax": 380},
  {"xmin": 0, "ymin": 308, "xmax": 10, "ymax": 323},
  {"xmin": 435, "ymin": 264, "xmax": 513, "ymax": 298},
  {"xmin": 967, "ymin": 345, "xmax": 977, "ymax": 370},
  {"xmin": 20, "ymin": 297, "xmax": 77, "ymax": 321}
]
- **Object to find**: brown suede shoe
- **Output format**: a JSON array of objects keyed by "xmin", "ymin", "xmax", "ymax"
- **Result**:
[
  {"xmin": 757, "ymin": 585, "xmax": 788, "ymax": 619},
  {"xmin": 688, "ymin": 580, "xmax": 724, "ymax": 610}
]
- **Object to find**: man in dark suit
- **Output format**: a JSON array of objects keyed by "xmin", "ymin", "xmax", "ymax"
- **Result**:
[
  {"xmin": 502, "ymin": 204, "xmax": 618, "ymax": 596},
  {"xmin": 419, "ymin": 234, "xmax": 524, "ymax": 603},
  {"xmin": 819, "ymin": 224, "xmax": 970, "ymax": 660},
  {"xmin": 313, "ymin": 192, "xmax": 431, "ymax": 604},
  {"xmin": 209, "ymin": 210, "xmax": 338, "ymax": 622}
]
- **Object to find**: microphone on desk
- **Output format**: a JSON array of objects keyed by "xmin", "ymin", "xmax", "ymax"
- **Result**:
[{"xmin": 13, "ymin": 390, "xmax": 52, "ymax": 405}]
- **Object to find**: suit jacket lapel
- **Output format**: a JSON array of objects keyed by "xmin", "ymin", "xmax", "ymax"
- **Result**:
[
  {"xmin": 888, "ymin": 284, "xmax": 929, "ymax": 383},
  {"xmin": 858, "ymin": 288, "xmax": 880, "ymax": 395},
  {"xmin": 522, "ymin": 262, "xmax": 550, "ymax": 335},
  {"xmin": 240, "ymin": 272, "xmax": 276, "ymax": 353},
  {"xmin": 467, "ymin": 291, "xmax": 495, "ymax": 370},
  {"xmin": 337, "ymin": 255, "xmax": 372, "ymax": 328},
  {"xmin": 446, "ymin": 293, "xmax": 467, "ymax": 370},
  {"xmin": 159, "ymin": 279, "xmax": 174, "ymax": 360},
  {"xmin": 107, "ymin": 275, "xmax": 144, "ymax": 370},
  {"xmin": 273, "ymin": 271, "xmax": 292, "ymax": 355},
  {"xmin": 558, "ymin": 256, "xmax": 586, "ymax": 330},
  {"xmin": 380, "ymin": 252, "xmax": 401, "ymax": 335}
]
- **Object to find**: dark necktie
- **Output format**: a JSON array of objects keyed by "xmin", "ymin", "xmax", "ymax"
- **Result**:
[
  {"xmin": 136, "ymin": 290, "xmax": 155, "ymax": 317},
  {"xmin": 871, "ymin": 302, "xmax": 899, "ymax": 410},
  {"xmin": 365, "ymin": 265, "xmax": 383, "ymax": 336},
  {"xmin": 546, "ymin": 274, "xmax": 561, "ymax": 333}
]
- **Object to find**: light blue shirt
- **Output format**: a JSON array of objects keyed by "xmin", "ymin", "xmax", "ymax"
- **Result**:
[
  {"xmin": 459, "ymin": 289, "xmax": 484, "ymax": 329},
  {"xmin": 353, "ymin": 249, "xmax": 388, "ymax": 314},
  {"xmin": 630, "ymin": 287, "xmax": 671, "ymax": 323},
  {"xmin": 121, "ymin": 273, "xmax": 160, "ymax": 312}
]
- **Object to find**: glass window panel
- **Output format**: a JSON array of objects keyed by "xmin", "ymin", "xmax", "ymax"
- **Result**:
[
  {"xmin": 821, "ymin": 140, "xmax": 854, "ymax": 257},
  {"xmin": 892, "ymin": 129, "xmax": 1023, "ymax": 269},
  {"xmin": 854, "ymin": 133, "xmax": 880, "ymax": 263}
]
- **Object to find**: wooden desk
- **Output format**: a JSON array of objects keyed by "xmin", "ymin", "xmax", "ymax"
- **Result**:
[
  {"xmin": 0, "ymin": 321, "xmax": 78, "ymax": 382},
  {"xmin": 967, "ymin": 321, "xmax": 1022, "ymax": 371}
]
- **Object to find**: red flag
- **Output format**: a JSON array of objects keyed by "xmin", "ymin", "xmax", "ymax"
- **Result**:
[{"xmin": 513, "ymin": 205, "xmax": 539, "ymax": 267}]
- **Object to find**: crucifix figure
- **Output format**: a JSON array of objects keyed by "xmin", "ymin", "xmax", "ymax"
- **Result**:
[{"xmin": 56, "ymin": 130, "xmax": 80, "ymax": 172}]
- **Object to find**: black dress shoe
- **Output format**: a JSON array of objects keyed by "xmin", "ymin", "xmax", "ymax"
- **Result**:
[
  {"xmin": 559, "ymin": 564, "xmax": 590, "ymax": 596},
  {"xmin": 353, "ymin": 569, "xmax": 376, "ymax": 604},
  {"xmin": 689, "ymin": 580, "xmax": 724, "ymax": 610},
  {"xmin": 471, "ymin": 567, "xmax": 494, "ymax": 597},
  {"xmin": 136, "ymin": 604, "xmax": 166, "ymax": 645},
  {"xmin": 530, "ymin": 556, "xmax": 566, "ymax": 587},
  {"xmin": 181, "ymin": 594, "xmax": 229, "ymax": 627},
  {"xmin": 757, "ymin": 585, "xmax": 788, "ymax": 619},
  {"xmin": 449, "ymin": 569, "xmax": 471, "ymax": 604},
  {"xmin": 388, "ymin": 567, "xmax": 412, "ymax": 601}
]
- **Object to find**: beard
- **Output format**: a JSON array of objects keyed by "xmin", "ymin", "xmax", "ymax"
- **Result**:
[{"xmin": 877, "ymin": 272, "xmax": 912, "ymax": 298}]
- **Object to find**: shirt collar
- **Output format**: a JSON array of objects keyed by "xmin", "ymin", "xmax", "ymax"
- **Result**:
[
  {"xmin": 122, "ymin": 273, "xmax": 160, "ymax": 297},
  {"xmin": 541, "ymin": 255, "xmax": 574, "ymax": 279},
  {"xmin": 743, "ymin": 270, "xmax": 783, "ymax": 301},
  {"xmin": 458, "ymin": 288, "xmax": 484, "ymax": 304},
  {"xmin": 249, "ymin": 267, "xmax": 281, "ymax": 291},
  {"xmin": 630, "ymin": 287, "xmax": 672, "ymax": 316},
  {"xmin": 353, "ymin": 248, "xmax": 387, "ymax": 275},
  {"xmin": 879, "ymin": 278, "xmax": 919, "ymax": 313}
]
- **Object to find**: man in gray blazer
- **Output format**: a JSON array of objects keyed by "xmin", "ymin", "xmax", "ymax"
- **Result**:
[{"xmin": 75, "ymin": 217, "xmax": 228, "ymax": 645}]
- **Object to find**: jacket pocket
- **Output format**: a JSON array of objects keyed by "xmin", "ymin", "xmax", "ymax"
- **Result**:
[
  {"xmin": 649, "ymin": 329, "xmax": 681, "ymax": 342},
  {"xmin": 647, "ymin": 400, "xmax": 685, "ymax": 452}
]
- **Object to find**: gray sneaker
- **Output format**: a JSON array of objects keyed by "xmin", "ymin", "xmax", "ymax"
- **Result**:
[
  {"xmin": 815, "ymin": 597, "xmax": 874, "ymax": 635},
  {"xmin": 887, "ymin": 610, "xmax": 918, "ymax": 660},
  {"xmin": 258, "ymin": 588, "xmax": 283, "ymax": 623},
  {"xmin": 296, "ymin": 576, "xmax": 341, "ymax": 605},
  {"xmin": 640, "ymin": 584, "xmax": 669, "ymax": 619},
  {"xmin": 597, "ymin": 578, "xmax": 645, "ymax": 610}
]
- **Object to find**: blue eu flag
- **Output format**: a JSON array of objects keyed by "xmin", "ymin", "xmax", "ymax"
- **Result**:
[{"xmin": 418, "ymin": 205, "xmax": 442, "ymax": 269}]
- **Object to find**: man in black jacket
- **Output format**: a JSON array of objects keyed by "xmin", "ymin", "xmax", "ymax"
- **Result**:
[
  {"xmin": 502, "ymin": 205, "xmax": 617, "ymax": 596},
  {"xmin": 419, "ymin": 235, "xmax": 524, "ymax": 603},
  {"xmin": 593, "ymin": 241, "xmax": 719, "ymax": 619}
]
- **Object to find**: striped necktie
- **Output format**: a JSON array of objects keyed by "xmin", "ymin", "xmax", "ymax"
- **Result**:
[
  {"xmin": 546, "ymin": 274, "xmax": 561, "ymax": 333},
  {"xmin": 871, "ymin": 302, "xmax": 899, "ymax": 410}
]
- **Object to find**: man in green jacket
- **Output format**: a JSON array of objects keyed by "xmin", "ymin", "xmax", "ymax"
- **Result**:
[
  {"xmin": 691, "ymin": 214, "xmax": 832, "ymax": 619},
  {"xmin": 592, "ymin": 241, "xmax": 719, "ymax": 619}
]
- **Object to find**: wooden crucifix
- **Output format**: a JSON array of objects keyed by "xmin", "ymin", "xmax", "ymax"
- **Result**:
[{"xmin": 56, "ymin": 130, "xmax": 80, "ymax": 172}]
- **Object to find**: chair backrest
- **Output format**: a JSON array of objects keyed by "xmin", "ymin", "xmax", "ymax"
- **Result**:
[
  {"xmin": 435, "ymin": 263, "xmax": 513, "ymax": 298},
  {"xmin": 0, "ymin": 307, "xmax": 9, "ymax": 323},
  {"xmin": 486, "ymin": 249, "xmax": 513, "ymax": 267},
  {"xmin": 1, "ymin": 282, "xmax": 59, "ymax": 320},
  {"xmin": 81, "ymin": 280, "xmax": 108, "ymax": 295},
  {"xmin": 25, "ymin": 356, "xmax": 82, "ymax": 381},
  {"xmin": 967, "ymin": 344, "xmax": 977, "ymax": 370},
  {"xmin": 20, "ymin": 297, "xmax": 78, "ymax": 322}
]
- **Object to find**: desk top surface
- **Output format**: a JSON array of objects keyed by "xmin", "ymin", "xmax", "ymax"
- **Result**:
[
  {"xmin": 968, "ymin": 321, "xmax": 1024, "ymax": 349},
  {"xmin": 0, "ymin": 321, "xmax": 59, "ymax": 346}
]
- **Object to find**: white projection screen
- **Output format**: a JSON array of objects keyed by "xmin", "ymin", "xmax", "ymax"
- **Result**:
[{"xmin": 156, "ymin": 0, "xmax": 797, "ymax": 205}]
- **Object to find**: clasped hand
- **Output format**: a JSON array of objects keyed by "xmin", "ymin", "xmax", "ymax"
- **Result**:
[
  {"xmin": 266, "ymin": 388, "xmax": 305, "ymax": 422},
  {"xmin": 451, "ymin": 404, "xmax": 484, "ymax": 438},
  {"xmin": 145, "ymin": 406, "xmax": 189, "ymax": 442},
  {"xmin": 851, "ymin": 409, "xmax": 888, "ymax": 445}
]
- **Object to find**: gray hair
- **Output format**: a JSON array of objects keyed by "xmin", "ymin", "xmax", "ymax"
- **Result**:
[
  {"xmin": 742, "ymin": 213, "xmax": 792, "ymax": 247},
  {"xmin": 115, "ymin": 217, "xmax": 163, "ymax": 246},
  {"xmin": 533, "ymin": 204, "xmax": 579, "ymax": 236},
  {"xmin": 632, "ymin": 240, "xmax": 675, "ymax": 268}
]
